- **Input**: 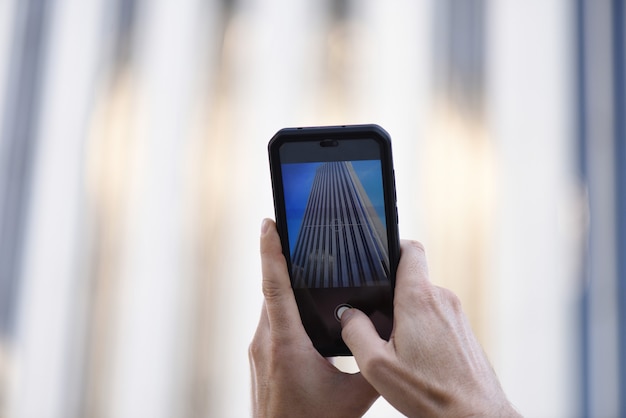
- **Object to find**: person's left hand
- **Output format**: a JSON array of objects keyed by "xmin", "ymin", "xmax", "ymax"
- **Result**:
[{"xmin": 249, "ymin": 219, "xmax": 379, "ymax": 418}]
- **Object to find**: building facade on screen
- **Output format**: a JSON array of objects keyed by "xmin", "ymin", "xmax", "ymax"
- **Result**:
[{"xmin": 292, "ymin": 161, "xmax": 389, "ymax": 288}]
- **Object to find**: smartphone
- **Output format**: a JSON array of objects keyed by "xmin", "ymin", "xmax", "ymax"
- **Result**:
[{"xmin": 268, "ymin": 124, "xmax": 400, "ymax": 356}]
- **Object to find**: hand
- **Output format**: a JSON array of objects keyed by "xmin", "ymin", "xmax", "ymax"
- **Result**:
[
  {"xmin": 340, "ymin": 240, "xmax": 521, "ymax": 418},
  {"xmin": 249, "ymin": 219, "xmax": 379, "ymax": 418}
]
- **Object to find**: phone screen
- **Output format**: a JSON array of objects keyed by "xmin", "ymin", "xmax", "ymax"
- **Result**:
[
  {"xmin": 281, "ymin": 159, "xmax": 389, "ymax": 288},
  {"xmin": 270, "ymin": 127, "xmax": 398, "ymax": 356}
]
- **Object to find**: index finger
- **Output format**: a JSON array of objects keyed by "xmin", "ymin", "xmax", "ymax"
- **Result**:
[
  {"xmin": 393, "ymin": 239, "xmax": 433, "ymax": 310},
  {"xmin": 260, "ymin": 218, "xmax": 308, "ymax": 343}
]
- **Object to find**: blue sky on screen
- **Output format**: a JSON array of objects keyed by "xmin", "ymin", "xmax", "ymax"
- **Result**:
[{"xmin": 281, "ymin": 160, "xmax": 385, "ymax": 253}]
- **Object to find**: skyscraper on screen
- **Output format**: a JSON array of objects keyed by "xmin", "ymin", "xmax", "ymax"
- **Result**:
[{"xmin": 291, "ymin": 161, "xmax": 389, "ymax": 288}]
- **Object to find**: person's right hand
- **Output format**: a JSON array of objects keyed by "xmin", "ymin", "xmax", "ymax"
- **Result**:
[{"xmin": 340, "ymin": 240, "xmax": 521, "ymax": 417}]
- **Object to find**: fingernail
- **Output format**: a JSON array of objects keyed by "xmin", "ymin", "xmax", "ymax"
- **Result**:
[
  {"xmin": 337, "ymin": 306, "xmax": 350, "ymax": 320},
  {"xmin": 261, "ymin": 218, "xmax": 270, "ymax": 234}
]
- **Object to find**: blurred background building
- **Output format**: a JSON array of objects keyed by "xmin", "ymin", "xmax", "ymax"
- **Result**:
[{"xmin": 0, "ymin": 0, "xmax": 623, "ymax": 417}]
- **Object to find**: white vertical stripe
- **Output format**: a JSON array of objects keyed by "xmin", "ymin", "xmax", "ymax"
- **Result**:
[
  {"xmin": 487, "ymin": 0, "xmax": 581, "ymax": 416},
  {"xmin": 8, "ymin": 0, "xmax": 107, "ymax": 417},
  {"xmin": 206, "ymin": 1, "xmax": 327, "ymax": 414},
  {"xmin": 105, "ymin": 1, "xmax": 204, "ymax": 417},
  {"xmin": 0, "ymin": 0, "xmax": 17, "ymax": 142},
  {"xmin": 350, "ymin": 0, "xmax": 432, "ymax": 240}
]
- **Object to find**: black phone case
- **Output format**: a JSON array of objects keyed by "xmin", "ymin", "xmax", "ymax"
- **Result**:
[{"xmin": 268, "ymin": 124, "xmax": 400, "ymax": 356}]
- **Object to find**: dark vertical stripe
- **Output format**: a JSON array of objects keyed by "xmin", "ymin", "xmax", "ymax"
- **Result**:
[
  {"xmin": 433, "ymin": 0, "xmax": 485, "ymax": 118},
  {"xmin": 576, "ymin": 0, "xmax": 590, "ymax": 416},
  {"xmin": 613, "ymin": 0, "xmax": 626, "ymax": 414},
  {"xmin": 0, "ymin": 0, "xmax": 53, "ymax": 338}
]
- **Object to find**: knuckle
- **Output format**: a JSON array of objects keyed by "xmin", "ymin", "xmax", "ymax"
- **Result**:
[
  {"xmin": 402, "ymin": 241, "xmax": 429, "ymax": 279},
  {"xmin": 261, "ymin": 281, "xmax": 280, "ymax": 300},
  {"xmin": 414, "ymin": 282, "xmax": 437, "ymax": 305},
  {"xmin": 438, "ymin": 287, "xmax": 463, "ymax": 310},
  {"xmin": 249, "ymin": 334, "xmax": 288, "ymax": 367},
  {"xmin": 261, "ymin": 277, "xmax": 290, "ymax": 303},
  {"xmin": 248, "ymin": 339, "xmax": 263, "ymax": 361},
  {"xmin": 361, "ymin": 350, "xmax": 391, "ymax": 377},
  {"xmin": 406, "ymin": 239, "xmax": 426, "ymax": 253}
]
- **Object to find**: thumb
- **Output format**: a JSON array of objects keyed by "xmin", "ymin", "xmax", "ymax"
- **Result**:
[
  {"xmin": 340, "ymin": 308, "xmax": 386, "ymax": 362},
  {"xmin": 260, "ymin": 218, "xmax": 308, "ymax": 343}
]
